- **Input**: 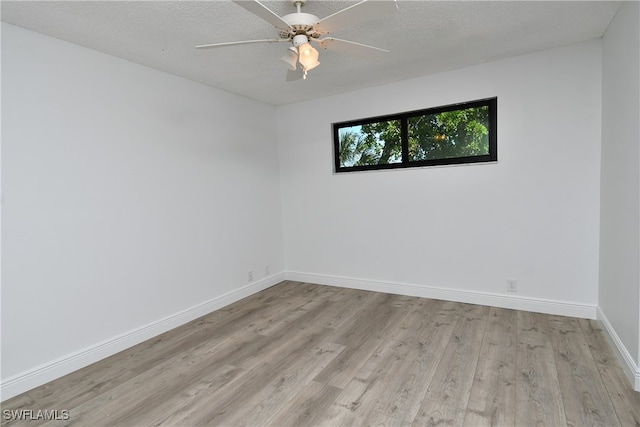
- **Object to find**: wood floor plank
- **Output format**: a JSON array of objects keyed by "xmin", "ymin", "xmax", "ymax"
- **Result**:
[
  {"xmin": 133, "ymin": 365, "xmax": 252, "ymax": 427},
  {"xmin": 515, "ymin": 311, "xmax": 567, "ymax": 426},
  {"xmin": 170, "ymin": 327, "xmax": 336, "ymax": 426},
  {"xmin": 20, "ymin": 355, "xmax": 137, "ymax": 414},
  {"xmin": 221, "ymin": 341, "xmax": 344, "ymax": 426},
  {"xmin": 248, "ymin": 296, "xmax": 329, "ymax": 336},
  {"xmin": 230, "ymin": 300, "xmax": 335, "ymax": 370},
  {"xmin": 313, "ymin": 293, "xmax": 407, "ymax": 388},
  {"xmin": 331, "ymin": 292, "xmax": 406, "ymax": 346},
  {"xmin": 463, "ymin": 307, "xmax": 517, "ymax": 427},
  {"xmin": 548, "ymin": 315, "xmax": 620, "ymax": 426},
  {"xmin": 0, "ymin": 394, "xmax": 39, "ymax": 427},
  {"xmin": 387, "ymin": 297, "xmax": 440, "ymax": 342},
  {"xmin": 38, "ymin": 334, "xmax": 249, "ymax": 426},
  {"xmin": 121, "ymin": 293, "xmax": 290, "ymax": 374},
  {"xmin": 353, "ymin": 338, "xmax": 414, "ymax": 386},
  {"xmin": 318, "ymin": 380, "xmax": 364, "ymax": 427},
  {"xmin": 315, "ymin": 338, "xmax": 413, "ymax": 426},
  {"xmin": 3, "ymin": 281, "xmax": 638, "ymax": 427},
  {"xmin": 423, "ymin": 303, "xmax": 489, "ymax": 409},
  {"xmin": 124, "ymin": 364, "xmax": 245, "ymax": 426},
  {"xmin": 411, "ymin": 398, "xmax": 466, "ymax": 426},
  {"xmin": 578, "ymin": 319, "xmax": 640, "ymax": 426},
  {"xmin": 363, "ymin": 410, "xmax": 412, "ymax": 427},
  {"xmin": 312, "ymin": 288, "xmax": 379, "ymax": 331},
  {"xmin": 371, "ymin": 344, "xmax": 432, "ymax": 422},
  {"xmin": 319, "ymin": 340, "xmax": 411, "ymax": 426},
  {"xmin": 315, "ymin": 379, "xmax": 378, "ymax": 426},
  {"xmin": 373, "ymin": 299, "xmax": 460, "ymax": 421},
  {"xmin": 263, "ymin": 380, "xmax": 342, "ymax": 427},
  {"xmin": 253, "ymin": 280, "xmax": 302, "ymax": 304}
]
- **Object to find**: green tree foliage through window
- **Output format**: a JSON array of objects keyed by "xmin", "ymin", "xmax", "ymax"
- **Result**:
[
  {"xmin": 338, "ymin": 120, "xmax": 402, "ymax": 167},
  {"xmin": 408, "ymin": 106, "xmax": 489, "ymax": 161},
  {"xmin": 333, "ymin": 98, "xmax": 496, "ymax": 172}
]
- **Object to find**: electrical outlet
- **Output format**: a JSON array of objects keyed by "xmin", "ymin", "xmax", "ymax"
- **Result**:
[
  {"xmin": 265, "ymin": 265, "xmax": 270, "ymax": 276},
  {"xmin": 248, "ymin": 270, "xmax": 253, "ymax": 282},
  {"xmin": 506, "ymin": 279, "xmax": 518, "ymax": 292}
]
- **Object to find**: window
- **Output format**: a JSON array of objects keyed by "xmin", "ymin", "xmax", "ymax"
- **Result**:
[{"xmin": 333, "ymin": 98, "xmax": 497, "ymax": 173}]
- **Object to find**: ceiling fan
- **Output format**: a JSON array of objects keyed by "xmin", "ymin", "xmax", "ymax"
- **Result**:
[{"xmin": 196, "ymin": 0, "xmax": 398, "ymax": 80}]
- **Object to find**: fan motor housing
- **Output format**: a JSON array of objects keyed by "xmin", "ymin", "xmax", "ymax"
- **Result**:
[{"xmin": 280, "ymin": 12, "xmax": 321, "ymax": 39}]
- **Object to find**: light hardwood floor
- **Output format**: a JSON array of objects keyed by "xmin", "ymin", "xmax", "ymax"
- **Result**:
[{"xmin": 2, "ymin": 281, "xmax": 639, "ymax": 426}]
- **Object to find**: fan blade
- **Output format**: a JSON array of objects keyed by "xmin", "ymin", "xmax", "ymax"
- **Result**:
[
  {"xmin": 315, "ymin": 37, "xmax": 389, "ymax": 61},
  {"xmin": 232, "ymin": 0, "xmax": 292, "ymax": 32},
  {"xmin": 286, "ymin": 68, "xmax": 304, "ymax": 82},
  {"xmin": 196, "ymin": 39, "xmax": 285, "ymax": 49},
  {"xmin": 315, "ymin": 0, "xmax": 398, "ymax": 34}
]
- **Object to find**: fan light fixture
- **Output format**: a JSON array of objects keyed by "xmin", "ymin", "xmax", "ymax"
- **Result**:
[
  {"xmin": 281, "ymin": 46, "xmax": 298, "ymax": 70},
  {"xmin": 196, "ymin": 0, "xmax": 397, "ymax": 82},
  {"xmin": 290, "ymin": 34, "xmax": 320, "ymax": 79},
  {"xmin": 298, "ymin": 43, "xmax": 320, "ymax": 73}
]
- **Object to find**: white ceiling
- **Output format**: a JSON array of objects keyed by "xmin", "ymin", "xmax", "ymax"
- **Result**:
[{"xmin": 1, "ymin": 0, "xmax": 621, "ymax": 105}]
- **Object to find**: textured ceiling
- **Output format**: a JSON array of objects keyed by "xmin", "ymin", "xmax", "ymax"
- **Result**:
[{"xmin": 1, "ymin": 0, "xmax": 621, "ymax": 105}]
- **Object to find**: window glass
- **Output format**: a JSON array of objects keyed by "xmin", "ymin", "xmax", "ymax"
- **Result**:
[
  {"xmin": 338, "ymin": 120, "xmax": 402, "ymax": 168},
  {"xmin": 333, "ymin": 98, "xmax": 496, "ymax": 173},
  {"xmin": 408, "ymin": 106, "xmax": 489, "ymax": 161}
]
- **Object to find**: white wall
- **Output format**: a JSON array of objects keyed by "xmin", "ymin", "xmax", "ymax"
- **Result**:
[
  {"xmin": 5, "ymin": 13, "xmax": 636, "ymax": 398},
  {"xmin": 1, "ymin": 23, "xmax": 284, "ymax": 397},
  {"xmin": 599, "ymin": 0, "xmax": 640, "ymax": 389},
  {"xmin": 279, "ymin": 40, "xmax": 602, "ymax": 316}
]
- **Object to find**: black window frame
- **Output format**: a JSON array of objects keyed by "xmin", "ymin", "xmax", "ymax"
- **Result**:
[{"xmin": 333, "ymin": 97, "xmax": 497, "ymax": 173}]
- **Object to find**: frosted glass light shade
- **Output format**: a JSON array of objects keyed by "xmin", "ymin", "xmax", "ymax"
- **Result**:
[
  {"xmin": 280, "ymin": 47, "xmax": 298, "ymax": 70},
  {"xmin": 298, "ymin": 43, "xmax": 320, "ymax": 71}
]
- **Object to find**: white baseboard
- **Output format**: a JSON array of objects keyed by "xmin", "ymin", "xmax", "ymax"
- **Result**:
[
  {"xmin": 597, "ymin": 307, "xmax": 640, "ymax": 392},
  {"xmin": 1, "ymin": 271, "xmax": 608, "ymax": 401},
  {"xmin": 287, "ymin": 272, "xmax": 640, "ymax": 390},
  {"xmin": 285, "ymin": 271, "xmax": 597, "ymax": 319},
  {"xmin": 0, "ymin": 272, "xmax": 286, "ymax": 401}
]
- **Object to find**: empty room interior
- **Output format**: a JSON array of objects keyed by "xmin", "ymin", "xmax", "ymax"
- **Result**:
[{"xmin": 1, "ymin": 0, "xmax": 639, "ymax": 425}]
